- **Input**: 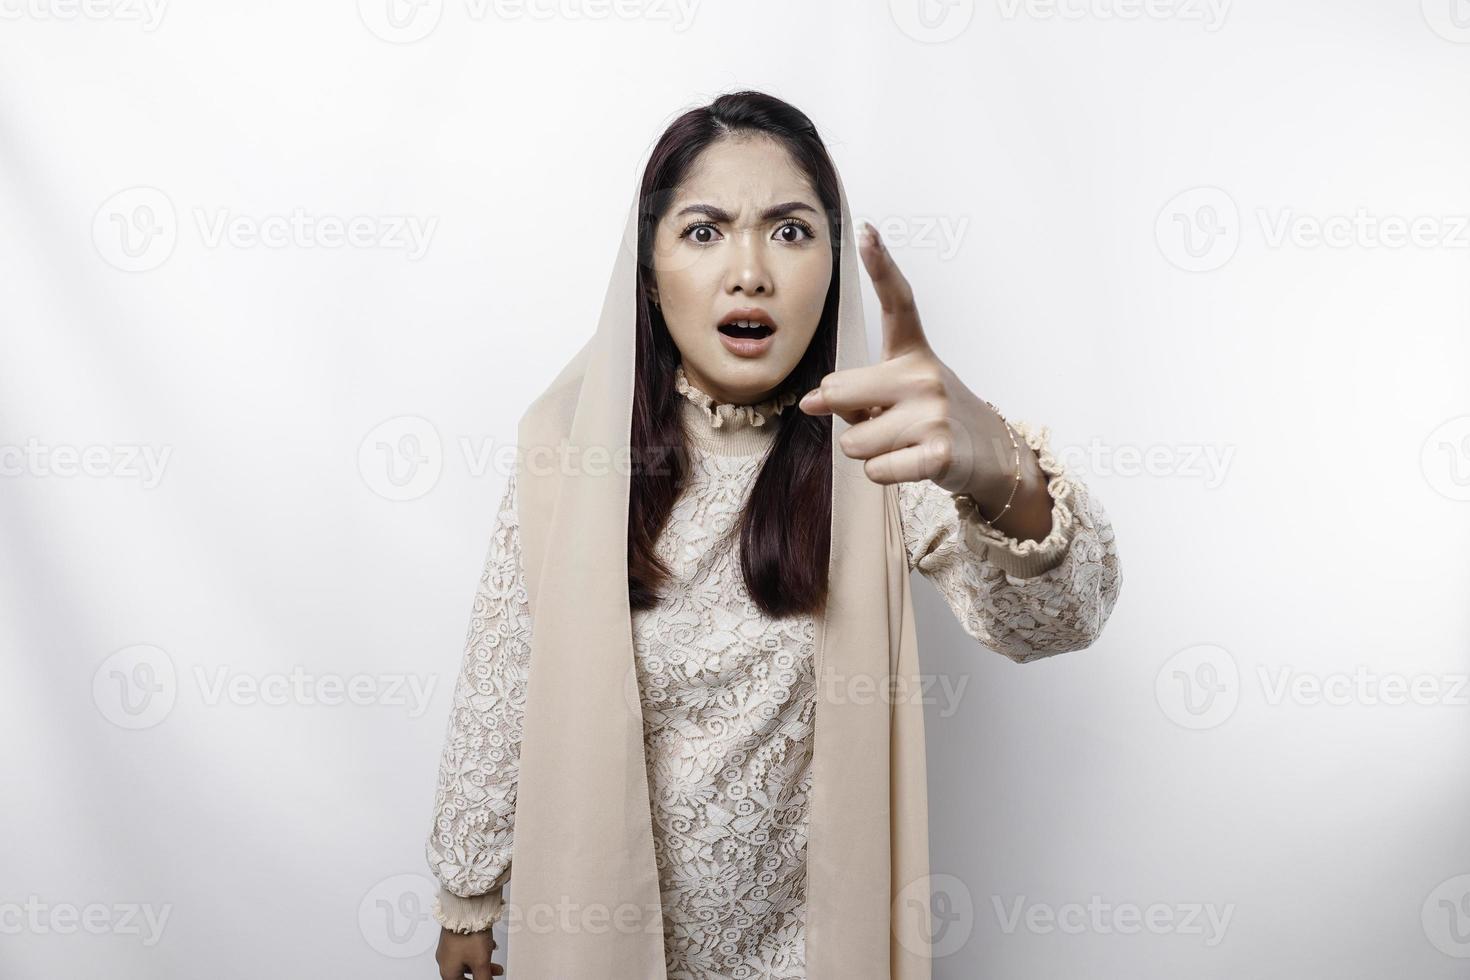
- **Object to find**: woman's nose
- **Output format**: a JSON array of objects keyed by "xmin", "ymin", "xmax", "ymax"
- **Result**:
[{"xmin": 726, "ymin": 232, "xmax": 772, "ymax": 294}]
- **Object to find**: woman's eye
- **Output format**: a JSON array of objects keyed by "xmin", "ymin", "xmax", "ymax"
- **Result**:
[
  {"xmin": 680, "ymin": 219, "xmax": 815, "ymax": 245},
  {"xmin": 681, "ymin": 222, "xmax": 721, "ymax": 244},
  {"xmin": 774, "ymin": 220, "xmax": 815, "ymax": 243}
]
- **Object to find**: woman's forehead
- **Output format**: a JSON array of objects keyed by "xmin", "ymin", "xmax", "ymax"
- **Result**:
[{"xmin": 673, "ymin": 140, "xmax": 819, "ymax": 216}]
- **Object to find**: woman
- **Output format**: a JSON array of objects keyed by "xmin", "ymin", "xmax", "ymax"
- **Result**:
[{"xmin": 426, "ymin": 90, "xmax": 1121, "ymax": 980}]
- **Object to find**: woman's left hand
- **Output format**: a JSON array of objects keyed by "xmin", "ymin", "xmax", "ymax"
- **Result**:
[{"xmin": 797, "ymin": 221, "xmax": 1024, "ymax": 509}]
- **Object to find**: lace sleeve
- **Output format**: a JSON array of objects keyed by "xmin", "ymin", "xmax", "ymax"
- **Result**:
[
  {"xmin": 424, "ymin": 469, "xmax": 533, "ymax": 933},
  {"xmin": 897, "ymin": 420, "xmax": 1122, "ymax": 664}
]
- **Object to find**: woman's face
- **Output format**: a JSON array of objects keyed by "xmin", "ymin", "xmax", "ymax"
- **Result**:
[{"xmin": 650, "ymin": 134, "xmax": 833, "ymax": 406}]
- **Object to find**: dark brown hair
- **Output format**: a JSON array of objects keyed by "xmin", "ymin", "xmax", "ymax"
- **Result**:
[{"xmin": 627, "ymin": 90, "xmax": 843, "ymax": 619}]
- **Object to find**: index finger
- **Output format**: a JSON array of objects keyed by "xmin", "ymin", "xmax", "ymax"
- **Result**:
[
  {"xmin": 859, "ymin": 222, "xmax": 928, "ymax": 359},
  {"xmin": 800, "ymin": 361, "xmax": 911, "ymax": 421}
]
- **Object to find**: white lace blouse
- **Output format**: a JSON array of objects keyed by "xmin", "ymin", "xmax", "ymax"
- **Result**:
[{"xmin": 425, "ymin": 365, "xmax": 1122, "ymax": 979}]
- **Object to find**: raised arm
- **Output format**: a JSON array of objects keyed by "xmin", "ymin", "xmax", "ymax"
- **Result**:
[
  {"xmin": 424, "ymin": 469, "xmax": 532, "ymax": 933},
  {"xmin": 898, "ymin": 419, "xmax": 1121, "ymax": 663}
]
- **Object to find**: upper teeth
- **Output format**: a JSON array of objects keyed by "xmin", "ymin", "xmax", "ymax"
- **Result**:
[{"xmin": 729, "ymin": 320, "xmax": 764, "ymax": 328}]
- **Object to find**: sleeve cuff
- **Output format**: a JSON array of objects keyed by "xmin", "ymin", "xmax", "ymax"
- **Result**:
[
  {"xmin": 433, "ymin": 886, "xmax": 505, "ymax": 934},
  {"xmin": 952, "ymin": 419, "xmax": 1077, "ymax": 580}
]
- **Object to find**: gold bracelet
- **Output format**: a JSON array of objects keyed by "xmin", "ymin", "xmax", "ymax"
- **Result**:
[{"xmin": 964, "ymin": 401, "xmax": 1021, "ymax": 527}]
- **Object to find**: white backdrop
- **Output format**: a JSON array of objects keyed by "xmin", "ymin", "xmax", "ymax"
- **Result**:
[{"xmin": 3, "ymin": 1, "xmax": 1468, "ymax": 977}]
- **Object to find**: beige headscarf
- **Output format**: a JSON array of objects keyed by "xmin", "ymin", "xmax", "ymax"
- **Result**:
[{"xmin": 509, "ymin": 146, "xmax": 933, "ymax": 979}]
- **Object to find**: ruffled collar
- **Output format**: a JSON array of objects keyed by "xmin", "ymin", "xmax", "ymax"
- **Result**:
[
  {"xmin": 674, "ymin": 363, "xmax": 801, "ymax": 431},
  {"xmin": 674, "ymin": 363, "xmax": 801, "ymax": 457}
]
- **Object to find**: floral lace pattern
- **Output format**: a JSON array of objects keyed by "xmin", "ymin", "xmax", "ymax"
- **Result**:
[
  {"xmin": 635, "ymin": 442, "xmax": 817, "ymax": 978},
  {"xmin": 898, "ymin": 436, "xmax": 1122, "ymax": 663},
  {"xmin": 425, "ymin": 402, "xmax": 1122, "ymax": 975},
  {"xmin": 424, "ymin": 473, "xmax": 531, "ymax": 933},
  {"xmin": 900, "ymin": 417, "xmax": 1123, "ymax": 661}
]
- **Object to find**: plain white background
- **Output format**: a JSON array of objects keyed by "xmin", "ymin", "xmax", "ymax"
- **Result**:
[{"xmin": 2, "ymin": 1, "xmax": 1468, "ymax": 976}]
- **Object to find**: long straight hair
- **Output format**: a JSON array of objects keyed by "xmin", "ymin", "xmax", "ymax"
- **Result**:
[{"xmin": 627, "ymin": 91, "xmax": 843, "ymax": 619}]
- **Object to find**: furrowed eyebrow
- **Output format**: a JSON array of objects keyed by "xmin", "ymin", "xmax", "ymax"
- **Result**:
[{"xmin": 674, "ymin": 201, "xmax": 819, "ymax": 223}]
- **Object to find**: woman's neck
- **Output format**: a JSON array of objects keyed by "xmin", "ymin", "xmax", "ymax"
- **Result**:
[{"xmin": 674, "ymin": 362, "xmax": 800, "ymax": 457}]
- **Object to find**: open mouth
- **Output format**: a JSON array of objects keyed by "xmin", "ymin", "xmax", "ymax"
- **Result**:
[{"xmin": 718, "ymin": 322, "xmax": 774, "ymax": 340}]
